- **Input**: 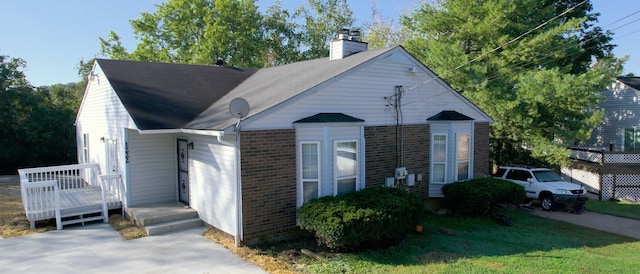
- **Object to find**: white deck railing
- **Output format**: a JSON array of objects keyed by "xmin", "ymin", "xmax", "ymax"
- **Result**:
[
  {"xmin": 18, "ymin": 163, "xmax": 101, "ymax": 189},
  {"xmin": 20, "ymin": 180, "xmax": 62, "ymax": 230},
  {"xmin": 18, "ymin": 163, "xmax": 125, "ymax": 229}
]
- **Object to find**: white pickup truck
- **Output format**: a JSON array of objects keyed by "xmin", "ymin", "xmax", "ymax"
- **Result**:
[{"xmin": 494, "ymin": 166, "xmax": 588, "ymax": 212}]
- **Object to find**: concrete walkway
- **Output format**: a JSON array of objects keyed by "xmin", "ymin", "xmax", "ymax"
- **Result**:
[
  {"xmin": 0, "ymin": 224, "xmax": 267, "ymax": 274},
  {"xmin": 530, "ymin": 209, "xmax": 640, "ymax": 240}
]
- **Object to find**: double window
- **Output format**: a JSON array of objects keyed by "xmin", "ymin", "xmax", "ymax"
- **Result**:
[
  {"xmin": 430, "ymin": 130, "xmax": 472, "ymax": 183},
  {"xmin": 298, "ymin": 139, "xmax": 360, "ymax": 206}
]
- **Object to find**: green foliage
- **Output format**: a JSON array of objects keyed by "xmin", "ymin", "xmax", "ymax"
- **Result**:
[
  {"xmin": 401, "ymin": 0, "xmax": 624, "ymax": 166},
  {"xmin": 295, "ymin": 0, "xmax": 355, "ymax": 59},
  {"xmin": 0, "ymin": 56, "xmax": 82, "ymax": 174},
  {"xmin": 100, "ymin": 0, "xmax": 357, "ymax": 67},
  {"xmin": 361, "ymin": 2, "xmax": 410, "ymax": 49},
  {"xmin": 442, "ymin": 177, "xmax": 525, "ymax": 216},
  {"xmin": 297, "ymin": 186, "xmax": 423, "ymax": 250}
]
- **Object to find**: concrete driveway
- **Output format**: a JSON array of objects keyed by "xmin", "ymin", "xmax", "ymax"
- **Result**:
[
  {"xmin": 530, "ymin": 209, "xmax": 640, "ymax": 240},
  {"xmin": 0, "ymin": 224, "xmax": 267, "ymax": 274}
]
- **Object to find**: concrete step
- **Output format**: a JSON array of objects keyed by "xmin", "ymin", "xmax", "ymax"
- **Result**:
[
  {"xmin": 144, "ymin": 218, "xmax": 203, "ymax": 235},
  {"xmin": 127, "ymin": 205, "xmax": 199, "ymax": 226}
]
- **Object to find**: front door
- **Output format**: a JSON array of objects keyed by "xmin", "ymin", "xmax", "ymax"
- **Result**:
[{"xmin": 177, "ymin": 139, "xmax": 190, "ymax": 205}]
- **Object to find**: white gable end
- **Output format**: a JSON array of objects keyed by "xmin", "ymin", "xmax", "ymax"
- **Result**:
[{"xmin": 242, "ymin": 49, "xmax": 490, "ymax": 130}]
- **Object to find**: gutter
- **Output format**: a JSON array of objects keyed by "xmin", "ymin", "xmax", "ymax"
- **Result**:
[{"xmin": 137, "ymin": 128, "xmax": 225, "ymax": 136}]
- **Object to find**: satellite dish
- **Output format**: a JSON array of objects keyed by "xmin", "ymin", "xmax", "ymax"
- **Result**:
[{"xmin": 229, "ymin": 97, "xmax": 250, "ymax": 119}]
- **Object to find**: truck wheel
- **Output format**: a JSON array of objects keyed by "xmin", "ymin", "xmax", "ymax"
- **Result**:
[{"xmin": 540, "ymin": 194, "xmax": 554, "ymax": 211}]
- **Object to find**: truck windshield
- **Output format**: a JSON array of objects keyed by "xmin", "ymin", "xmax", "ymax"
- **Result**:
[{"xmin": 533, "ymin": 170, "xmax": 564, "ymax": 182}]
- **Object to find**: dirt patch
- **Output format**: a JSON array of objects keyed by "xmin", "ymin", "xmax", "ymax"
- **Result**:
[
  {"xmin": 108, "ymin": 214, "xmax": 147, "ymax": 240},
  {"xmin": 0, "ymin": 184, "xmax": 55, "ymax": 238}
]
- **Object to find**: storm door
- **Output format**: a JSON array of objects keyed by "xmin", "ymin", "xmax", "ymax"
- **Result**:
[
  {"xmin": 105, "ymin": 139, "xmax": 118, "ymax": 174},
  {"xmin": 177, "ymin": 139, "xmax": 190, "ymax": 205}
]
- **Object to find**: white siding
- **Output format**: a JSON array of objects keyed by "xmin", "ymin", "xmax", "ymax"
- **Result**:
[
  {"xmin": 187, "ymin": 134, "xmax": 238, "ymax": 236},
  {"xmin": 127, "ymin": 130, "xmax": 175, "ymax": 206},
  {"xmin": 75, "ymin": 64, "xmax": 138, "ymax": 204},
  {"xmin": 587, "ymin": 81, "xmax": 640, "ymax": 149},
  {"xmin": 243, "ymin": 51, "xmax": 489, "ymax": 131}
]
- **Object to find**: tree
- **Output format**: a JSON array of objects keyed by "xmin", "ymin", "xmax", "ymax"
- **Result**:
[
  {"xmin": 295, "ymin": 0, "xmax": 356, "ymax": 59},
  {"xmin": 261, "ymin": 1, "xmax": 304, "ymax": 66},
  {"xmin": 100, "ymin": 0, "xmax": 265, "ymax": 68},
  {"xmin": 401, "ymin": 0, "xmax": 624, "ymax": 166},
  {"xmin": 362, "ymin": 1, "xmax": 410, "ymax": 49},
  {"xmin": 0, "ymin": 56, "xmax": 81, "ymax": 174}
]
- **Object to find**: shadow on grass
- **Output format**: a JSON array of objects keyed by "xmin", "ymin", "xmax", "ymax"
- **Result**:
[{"xmin": 342, "ymin": 208, "xmax": 637, "ymax": 267}]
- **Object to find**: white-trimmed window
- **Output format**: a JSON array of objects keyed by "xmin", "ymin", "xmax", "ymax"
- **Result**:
[
  {"xmin": 456, "ymin": 133, "xmax": 471, "ymax": 180},
  {"xmin": 300, "ymin": 142, "xmax": 321, "ymax": 204},
  {"xmin": 431, "ymin": 134, "xmax": 447, "ymax": 183},
  {"xmin": 335, "ymin": 140, "xmax": 358, "ymax": 196},
  {"xmin": 82, "ymin": 133, "xmax": 90, "ymax": 163}
]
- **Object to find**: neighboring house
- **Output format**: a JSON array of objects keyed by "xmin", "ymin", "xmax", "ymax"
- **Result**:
[
  {"xmin": 564, "ymin": 76, "xmax": 640, "ymax": 203},
  {"xmin": 584, "ymin": 76, "xmax": 640, "ymax": 151},
  {"xmin": 76, "ymin": 34, "xmax": 493, "ymax": 244}
]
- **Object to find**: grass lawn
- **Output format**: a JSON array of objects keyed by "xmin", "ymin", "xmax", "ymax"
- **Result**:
[
  {"xmin": 586, "ymin": 199, "xmax": 640, "ymax": 220},
  {"xmin": 209, "ymin": 208, "xmax": 640, "ymax": 274},
  {"xmin": 298, "ymin": 210, "xmax": 640, "ymax": 273}
]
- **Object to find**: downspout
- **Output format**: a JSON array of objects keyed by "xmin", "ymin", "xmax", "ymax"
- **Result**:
[{"xmin": 234, "ymin": 129, "xmax": 242, "ymax": 247}]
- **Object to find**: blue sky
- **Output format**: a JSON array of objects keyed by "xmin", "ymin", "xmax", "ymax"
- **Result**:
[{"xmin": 0, "ymin": 0, "xmax": 638, "ymax": 86}]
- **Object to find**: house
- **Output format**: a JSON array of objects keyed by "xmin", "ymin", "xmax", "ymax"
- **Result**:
[
  {"xmin": 563, "ymin": 76, "xmax": 640, "ymax": 203},
  {"xmin": 75, "ymin": 33, "xmax": 493, "ymax": 244},
  {"xmin": 584, "ymin": 76, "xmax": 640, "ymax": 151}
]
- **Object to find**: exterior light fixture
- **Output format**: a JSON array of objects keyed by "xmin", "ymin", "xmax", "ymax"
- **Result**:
[
  {"xmin": 188, "ymin": 142, "xmax": 194, "ymax": 150},
  {"xmin": 410, "ymin": 66, "xmax": 419, "ymax": 75}
]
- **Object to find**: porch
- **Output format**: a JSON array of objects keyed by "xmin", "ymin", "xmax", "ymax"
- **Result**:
[{"xmin": 18, "ymin": 163, "xmax": 125, "ymax": 230}]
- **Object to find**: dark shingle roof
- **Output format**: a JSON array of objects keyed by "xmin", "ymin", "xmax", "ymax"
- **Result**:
[
  {"xmin": 427, "ymin": 110, "xmax": 473, "ymax": 121},
  {"xmin": 293, "ymin": 113, "xmax": 364, "ymax": 123},
  {"xmin": 96, "ymin": 59, "xmax": 257, "ymax": 130},
  {"xmin": 617, "ymin": 76, "xmax": 640, "ymax": 90}
]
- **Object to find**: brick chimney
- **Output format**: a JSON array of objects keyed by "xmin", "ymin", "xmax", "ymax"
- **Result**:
[{"xmin": 329, "ymin": 28, "xmax": 368, "ymax": 61}]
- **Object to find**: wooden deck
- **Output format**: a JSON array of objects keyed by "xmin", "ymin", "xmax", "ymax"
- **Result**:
[
  {"xmin": 59, "ymin": 186, "xmax": 121, "ymax": 217},
  {"xmin": 18, "ymin": 164, "xmax": 125, "ymax": 230}
]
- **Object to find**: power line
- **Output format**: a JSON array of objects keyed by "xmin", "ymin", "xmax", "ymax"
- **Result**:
[{"xmin": 403, "ymin": 0, "xmax": 604, "ymax": 92}]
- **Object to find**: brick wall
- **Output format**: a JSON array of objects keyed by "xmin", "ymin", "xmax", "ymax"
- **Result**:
[
  {"xmin": 240, "ymin": 129, "xmax": 297, "ymax": 244},
  {"xmin": 474, "ymin": 122, "xmax": 491, "ymax": 178},
  {"xmin": 365, "ymin": 124, "xmax": 430, "ymax": 199}
]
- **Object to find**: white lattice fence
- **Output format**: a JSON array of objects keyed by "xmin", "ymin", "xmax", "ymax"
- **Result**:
[
  {"xmin": 604, "ymin": 154, "xmax": 640, "ymax": 164},
  {"xmin": 601, "ymin": 174, "xmax": 615, "ymax": 201},
  {"xmin": 611, "ymin": 174, "xmax": 640, "ymax": 203}
]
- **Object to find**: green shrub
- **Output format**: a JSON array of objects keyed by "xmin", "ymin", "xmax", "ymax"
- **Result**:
[
  {"xmin": 441, "ymin": 177, "xmax": 525, "ymax": 216},
  {"xmin": 297, "ymin": 186, "xmax": 423, "ymax": 250}
]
